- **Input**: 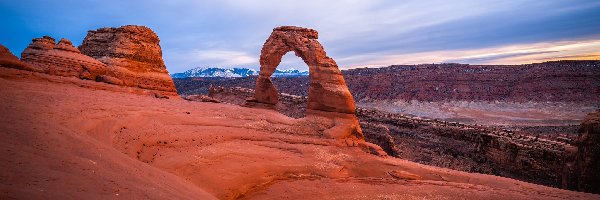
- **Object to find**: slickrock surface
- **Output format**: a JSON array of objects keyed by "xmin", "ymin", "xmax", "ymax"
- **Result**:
[
  {"xmin": 20, "ymin": 36, "xmax": 108, "ymax": 80},
  {"xmin": 249, "ymin": 26, "xmax": 362, "ymax": 141},
  {"xmin": 0, "ymin": 44, "xmax": 34, "ymax": 71},
  {"xmin": 203, "ymin": 86, "xmax": 599, "ymax": 191},
  {"xmin": 356, "ymin": 108, "xmax": 575, "ymax": 188},
  {"xmin": 1, "ymin": 68, "xmax": 598, "ymax": 200},
  {"xmin": 79, "ymin": 25, "xmax": 177, "ymax": 92}
]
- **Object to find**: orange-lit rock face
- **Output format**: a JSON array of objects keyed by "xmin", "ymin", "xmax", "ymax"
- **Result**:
[
  {"xmin": 79, "ymin": 25, "xmax": 177, "ymax": 92},
  {"xmin": 252, "ymin": 26, "xmax": 362, "ymax": 140},
  {"xmin": 255, "ymin": 26, "xmax": 356, "ymax": 114},
  {"xmin": 20, "ymin": 36, "xmax": 108, "ymax": 79},
  {"xmin": 0, "ymin": 44, "xmax": 32, "ymax": 71}
]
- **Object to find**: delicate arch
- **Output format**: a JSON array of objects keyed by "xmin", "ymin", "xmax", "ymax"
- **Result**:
[{"xmin": 252, "ymin": 26, "xmax": 356, "ymax": 114}]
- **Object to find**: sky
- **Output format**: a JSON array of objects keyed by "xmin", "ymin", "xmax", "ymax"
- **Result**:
[{"xmin": 1, "ymin": 0, "xmax": 599, "ymax": 73}]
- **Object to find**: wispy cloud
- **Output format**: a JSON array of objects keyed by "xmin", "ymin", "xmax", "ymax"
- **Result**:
[
  {"xmin": 1, "ymin": 0, "xmax": 599, "ymax": 72},
  {"xmin": 338, "ymin": 39, "xmax": 600, "ymax": 68}
]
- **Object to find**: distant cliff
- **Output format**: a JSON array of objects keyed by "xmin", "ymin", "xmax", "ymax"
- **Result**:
[
  {"xmin": 174, "ymin": 60, "xmax": 600, "ymax": 103},
  {"xmin": 345, "ymin": 60, "xmax": 600, "ymax": 102},
  {"xmin": 171, "ymin": 67, "xmax": 308, "ymax": 78}
]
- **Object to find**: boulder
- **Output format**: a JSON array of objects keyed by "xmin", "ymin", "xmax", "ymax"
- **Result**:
[
  {"xmin": 20, "ymin": 36, "xmax": 108, "ymax": 79},
  {"xmin": 79, "ymin": 25, "xmax": 177, "ymax": 92}
]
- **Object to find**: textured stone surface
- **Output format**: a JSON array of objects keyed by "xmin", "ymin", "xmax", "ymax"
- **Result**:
[
  {"xmin": 356, "ymin": 107, "xmax": 575, "ymax": 189},
  {"xmin": 171, "ymin": 84, "xmax": 593, "ymax": 190},
  {"xmin": 20, "ymin": 36, "xmax": 108, "ymax": 79},
  {"xmin": 0, "ymin": 44, "xmax": 35, "ymax": 71},
  {"xmin": 3, "ymin": 75, "xmax": 599, "ymax": 199},
  {"xmin": 249, "ymin": 26, "xmax": 361, "ymax": 140},
  {"xmin": 344, "ymin": 61, "xmax": 600, "ymax": 103},
  {"xmin": 253, "ymin": 26, "xmax": 355, "ymax": 114},
  {"xmin": 79, "ymin": 25, "xmax": 177, "ymax": 92},
  {"xmin": 565, "ymin": 110, "xmax": 600, "ymax": 193}
]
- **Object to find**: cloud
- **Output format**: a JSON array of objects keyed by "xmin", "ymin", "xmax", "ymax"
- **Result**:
[
  {"xmin": 1, "ymin": 0, "xmax": 599, "ymax": 72},
  {"xmin": 338, "ymin": 38, "xmax": 600, "ymax": 68}
]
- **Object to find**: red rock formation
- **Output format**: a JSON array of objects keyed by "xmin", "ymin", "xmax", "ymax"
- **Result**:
[
  {"xmin": 0, "ymin": 44, "xmax": 35, "ymax": 71},
  {"xmin": 20, "ymin": 36, "xmax": 108, "ymax": 80},
  {"xmin": 252, "ymin": 26, "xmax": 356, "ymax": 114},
  {"xmin": 248, "ymin": 26, "xmax": 362, "ymax": 141},
  {"xmin": 563, "ymin": 110, "xmax": 600, "ymax": 194},
  {"xmin": 79, "ymin": 25, "xmax": 177, "ymax": 93}
]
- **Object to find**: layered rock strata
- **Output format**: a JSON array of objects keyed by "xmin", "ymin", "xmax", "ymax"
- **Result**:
[
  {"xmin": 252, "ymin": 26, "xmax": 355, "ymax": 114},
  {"xmin": 19, "ymin": 37, "xmax": 108, "ymax": 79},
  {"xmin": 564, "ymin": 110, "xmax": 600, "ymax": 193},
  {"xmin": 79, "ymin": 25, "xmax": 177, "ymax": 92},
  {"xmin": 344, "ymin": 61, "xmax": 600, "ymax": 103},
  {"xmin": 201, "ymin": 86, "xmax": 599, "ymax": 191},
  {"xmin": 0, "ymin": 44, "xmax": 34, "ymax": 71},
  {"xmin": 248, "ymin": 26, "xmax": 362, "ymax": 140},
  {"xmin": 173, "ymin": 60, "xmax": 600, "ymax": 103}
]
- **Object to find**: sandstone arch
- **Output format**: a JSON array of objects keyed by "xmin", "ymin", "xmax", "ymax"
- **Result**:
[{"xmin": 253, "ymin": 26, "xmax": 356, "ymax": 114}]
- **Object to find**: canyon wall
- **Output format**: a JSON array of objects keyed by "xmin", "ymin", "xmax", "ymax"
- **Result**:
[
  {"xmin": 174, "ymin": 60, "xmax": 600, "ymax": 103},
  {"xmin": 564, "ymin": 110, "xmax": 600, "ymax": 194},
  {"xmin": 345, "ymin": 61, "xmax": 600, "ymax": 102}
]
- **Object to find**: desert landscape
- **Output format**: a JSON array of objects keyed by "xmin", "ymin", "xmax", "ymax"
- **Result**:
[
  {"xmin": 0, "ymin": 24, "xmax": 599, "ymax": 199},
  {"xmin": 1, "ymin": 1, "xmax": 600, "ymax": 199}
]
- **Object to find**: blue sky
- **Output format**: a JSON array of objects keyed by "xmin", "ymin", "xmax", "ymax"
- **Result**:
[{"xmin": 1, "ymin": 0, "xmax": 599, "ymax": 73}]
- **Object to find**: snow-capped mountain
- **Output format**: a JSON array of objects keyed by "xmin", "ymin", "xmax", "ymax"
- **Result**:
[
  {"xmin": 272, "ymin": 69, "xmax": 309, "ymax": 77},
  {"xmin": 171, "ymin": 67, "xmax": 308, "ymax": 78},
  {"xmin": 171, "ymin": 67, "xmax": 258, "ymax": 78}
]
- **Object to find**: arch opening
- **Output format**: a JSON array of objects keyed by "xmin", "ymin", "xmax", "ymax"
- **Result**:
[
  {"xmin": 250, "ymin": 26, "xmax": 356, "ymax": 115},
  {"xmin": 268, "ymin": 51, "xmax": 311, "ymax": 118}
]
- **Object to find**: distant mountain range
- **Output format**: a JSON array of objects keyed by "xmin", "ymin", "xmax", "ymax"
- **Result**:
[{"xmin": 171, "ymin": 67, "xmax": 309, "ymax": 78}]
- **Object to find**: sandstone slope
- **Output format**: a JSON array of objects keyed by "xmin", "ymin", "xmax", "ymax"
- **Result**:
[{"xmin": 1, "ymin": 67, "xmax": 598, "ymax": 200}]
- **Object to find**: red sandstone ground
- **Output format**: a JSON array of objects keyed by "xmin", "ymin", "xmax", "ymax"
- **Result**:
[{"xmin": 1, "ymin": 68, "xmax": 599, "ymax": 199}]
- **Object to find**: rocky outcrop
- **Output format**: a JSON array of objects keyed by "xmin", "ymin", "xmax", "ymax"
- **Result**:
[
  {"xmin": 564, "ymin": 110, "xmax": 600, "ymax": 194},
  {"xmin": 356, "ymin": 107, "xmax": 575, "ymax": 188},
  {"xmin": 251, "ymin": 26, "xmax": 356, "ymax": 114},
  {"xmin": 359, "ymin": 122, "xmax": 401, "ymax": 157},
  {"xmin": 18, "ymin": 36, "xmax": 108, "ymax": 79},
  {"xmin": 0, "ymin": 44, "xmax": 34, "ymax": 71},
  {"xmin": 248, "ymin": 26, "xmax": 362, "ymax": 140},
  {"xmin": 79, "ymin": 25, "xmax": 177, "ymax": 92}
]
